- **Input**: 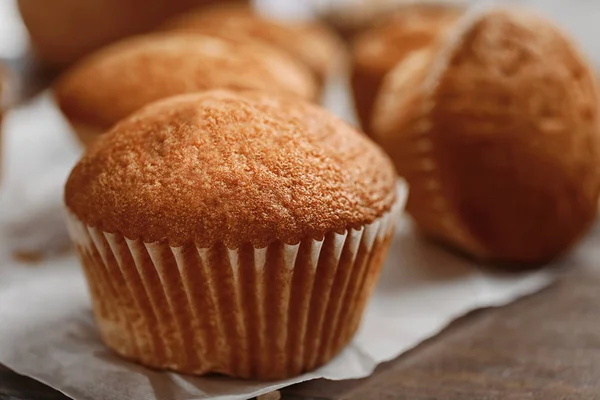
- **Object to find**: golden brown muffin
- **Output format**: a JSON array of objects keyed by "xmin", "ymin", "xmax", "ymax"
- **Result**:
[
  {"xmin": 0, "ymin": 67, "xmax": 5, "ymax": 180},
  {"xmin": 65, "ymin": 90, "xmax": 405, "ymax": 379},
  {"xmin": 53, "ymin": 33, "xmax": 318, "ymax": 147},
  {"xmin": 351, "ymin": 4, "xmax": 462, "ymax": 133},
  {"xmin": 372, "ymin": 6, "xmax": 600, "ymax": 266},
  {"xmin": 163, "ymin": 2, "xmax": 345, "ymax": 89},
  {"xmin": 317, "ymin": 0, "xmax": 466, "ymax": 40},
  {"xmin": 0, "ymin": 64, "xmax": 15, "ymax": 182},
  {"xmin": 17, "ymin": 0, "xmax": 248, "ymax": 69}
]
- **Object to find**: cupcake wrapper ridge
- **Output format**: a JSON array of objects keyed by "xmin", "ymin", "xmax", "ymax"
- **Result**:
[{"xmin": 65, "ymin": 182, "xmax": 407, "ymax": 379}]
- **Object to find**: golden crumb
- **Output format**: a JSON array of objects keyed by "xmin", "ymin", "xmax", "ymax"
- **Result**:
[{"xmin": 257, "ymin": 392, "xmax": 281, "ymax": 400}]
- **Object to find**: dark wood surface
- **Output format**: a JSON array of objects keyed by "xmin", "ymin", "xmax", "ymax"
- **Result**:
[{"xmin": 2, "ymin": 261, "xmax": 600, "ymax": 400}]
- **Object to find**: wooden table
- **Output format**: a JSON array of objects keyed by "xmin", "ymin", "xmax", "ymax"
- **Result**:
[{"xmin": 2, "ymin": 260, "xmax": 599, "ymax": 400}]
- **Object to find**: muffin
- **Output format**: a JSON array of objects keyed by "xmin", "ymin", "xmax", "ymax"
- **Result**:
[
  {"xmin": 371, "ymin": 6, "xmax": 600, "ymax": 265},
  {"xmin": 64, "ymin": 90, "xmax": 405, "ymax": 379},
  {"xmin": 0, "ymin": 67, "xmax": 6, "ymax": 180},
  {"xmin": 351, "ymin": 4, "xmax": 462, "ymax": 133},
  {"xmin": 17, "ymin": 0, "xmax": 247, "ymax": 69},
  {"xmin": 53, "ymin": 33, "xmax": 318, "ymax": 147},
  {"xmin": 315, "ymin": 0, "xmax": 467, "ymax": 40},
  {"xmin": 163, "ymin": 2, "xmax": 345, "ymax": 91},
  {"xmin": 0, "ymin": 64, "xmax": 15, "ymax": 182}
]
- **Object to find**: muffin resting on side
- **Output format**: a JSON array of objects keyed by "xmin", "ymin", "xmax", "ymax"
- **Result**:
[
  {"xmin": 64, "ymin": 90, "xmax": 406, "ymax": 379},
  {"xmin": 163, "ymin": 2, "xmax": 345, "ymax": 90},
  {"xmin": 17, "ymin": 0, "xmax": 248, "ymax": 69},
  {"xmin": 351, "ymin": 4, "xmax": 462, "ymax": 133},
  {"xmin": 53, "ymin": 33, "xmax": 318, "ymax": 147},
  {"xmin": 372, "ymin": 6, "xmax": 600, "ymax": 266}
]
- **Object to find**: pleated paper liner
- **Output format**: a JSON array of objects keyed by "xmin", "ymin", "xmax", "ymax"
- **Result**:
[{"xmin": 65, "ymin": 183, "xmax": 407, "ymax": 380}]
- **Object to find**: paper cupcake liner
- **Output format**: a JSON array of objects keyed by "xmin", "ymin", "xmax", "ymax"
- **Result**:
[{"xmin": 65, "ymin": 184, "xmax": 406, "ymax": 380}]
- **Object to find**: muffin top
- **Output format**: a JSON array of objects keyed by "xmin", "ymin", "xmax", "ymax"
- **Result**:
[
  {"xmin": 65, "ymin": 90, "xmax": 398, "ymax": 248},
  {"xmin": 54, "ymin": 33, "xmax": 318, "ymax": 133},
  {"xmin": 164, "ymin": 3, "xmax": 345, "ymax": 83},
  {"xmin": 352, "ymin": 4, "xmax": 461, "ymax": 76},
  {"xmin": 372, "ymin": 6, "xmax": 600, "ymax": 262}
]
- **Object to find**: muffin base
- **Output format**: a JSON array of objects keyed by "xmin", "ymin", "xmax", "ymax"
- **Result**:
[{"xmin": 65, "ymin": 183, "xmax": 406, "ymax": 380}]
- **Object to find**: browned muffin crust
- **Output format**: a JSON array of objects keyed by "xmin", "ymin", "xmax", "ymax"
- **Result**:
[
  {"xmin": 54, "ymin": 33, "xmax": 318, "ymax": 136},
  {"xmin": 373, "ymin": 7, "xmax": 600, "ymax": 264},
  {"xmin": 351, "ymin": 4, "xmax": 462, "ymax": 132},
  {"xmin": 163, "ymin": 2, "xmax": 345, "ymax": 86},
  {"xmin": 65, "ymin": 90, "xmax": 397, "ymax": 248}
]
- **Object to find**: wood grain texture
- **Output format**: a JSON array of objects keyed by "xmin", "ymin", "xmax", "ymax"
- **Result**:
[
  {"xmin": 2, "ymin": 261, "xmax": 600, "ymax": 399},
  {"xmin": 284, "ymin": 264, "xmax": 600, "ymax": 400}
]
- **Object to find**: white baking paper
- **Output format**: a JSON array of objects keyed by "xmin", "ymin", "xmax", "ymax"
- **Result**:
[{"xmin": 0, "ymin": 91, "xmax": 561, "ymax": 400}]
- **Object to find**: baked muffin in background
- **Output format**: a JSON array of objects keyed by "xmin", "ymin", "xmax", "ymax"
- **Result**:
[
  {"xmin": 163, "ymin": 2, "xmax": 346, "ymax": 91},
  {"xmin": 53, "ymin": 33, "xmax": 318, "ymax": 147},
  {"xmin": 65, "ymin": 89, "xmax": 406, "ymax": 380},
  {"xmin": 0, "ymin": 65, "xmax": 7, "ymax": 181},
  {"xmin": 314, "ymin": 0, "xmax": 467, "ymax": 40},
  {"xmin": 371, "ymin": 6, "xmax": 600, "ymax": 266},
  {"xmin": 17, "ymin": 0, "xmax": 248, "ymax": 70},
  {"xmin": 0, "ymin": 64, "xmax": 17, "ymax": 182},
  {"xmin": 351, "ymin": 3, "xmax": 462, "ymax": 134}
]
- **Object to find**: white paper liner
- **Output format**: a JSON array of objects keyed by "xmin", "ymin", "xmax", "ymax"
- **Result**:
[
  {"xmin": 64, "ymin": 183, "xmax": 406, "ymax": 380},
  {"xmin": 0, "ymin": 214, "xmax": 560, "ymax": 400}
]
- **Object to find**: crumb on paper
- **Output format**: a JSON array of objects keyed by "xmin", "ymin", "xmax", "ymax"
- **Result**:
[
  {"xmin": 11, "ymin": 244, "xmax": 73, "ymax": 265},
  {"xmin": 11, "ymin": 250, "xmax": 46, "ymax": 264}
]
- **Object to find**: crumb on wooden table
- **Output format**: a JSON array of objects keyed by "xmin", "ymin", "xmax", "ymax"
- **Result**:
[{"xmin": 257, "ymin": 391, "xmax": 281, "ymax": 400}]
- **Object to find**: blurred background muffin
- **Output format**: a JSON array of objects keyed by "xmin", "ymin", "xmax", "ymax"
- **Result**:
[
  {"xmin": 65, "ymin": 89, "xmax": 404, "ymax": 379},
  {"xmin": 0, "ymin": 63, "xmax": 18, "ymax": 182},
  {"xmin": 313, "ymin": 0, "xmax": 467, "ymax": 40},
  {"xmin": 351, "ymin": 3, "xmax": 462, "ymax": 133},
  {"xmin": 17, "ymin": 0, "xmax": 248, "ymax": 70},
  {"xmin": 0, "ymin": 64, "xmax": 7, "ymax": 180},
  {"xmin": 163, "ymin": 2, "xmax": 345, "ymax": 94},
  {"xmin": 371, "ymin": 6, "xmax": 600, "ymax": 266},
  {"xmin": 54, "ymin": 33, "xmax": 317, "ymax": 147}
]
